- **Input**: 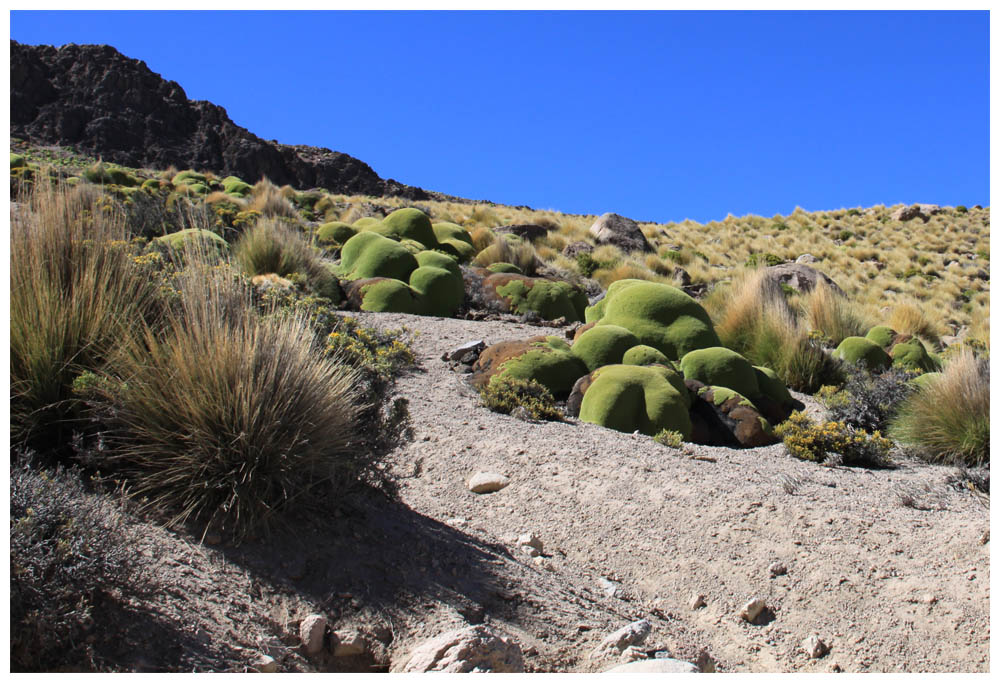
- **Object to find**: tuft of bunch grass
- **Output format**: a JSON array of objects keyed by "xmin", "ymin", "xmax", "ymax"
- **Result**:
[
  {"xmin": 234, "ymin": 217, "xmax": 338, "ymax": 298},
  {"xmin": 801, "ymin": 278, "xmax": 873, "ymax": 346},
  {"xmin": 248, "ymin": 179, "xmax": 300, "ymax": 219},
  {"xmin": 10, "ymin": 181, "xmax": 161, "ymax": 447},
  {"xmin": 98, "ymin": 266, "xmax": 364, "ymax": 540},
  {"xmin": 889, "ymin": 350, "xmax": 989, "ymax": 466},
  {"xmin": 888, "ymin": 303, "xmax": 942, "ymax": 349},
  {"xmin": 473, "ymin": 234, "xmax": 539, "ymax": 275}
]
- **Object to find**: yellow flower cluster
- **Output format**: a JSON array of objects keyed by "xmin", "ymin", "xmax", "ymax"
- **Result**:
[{"xmin": 775, "ymin": 411, "xmax": 892, "ymax": 466}]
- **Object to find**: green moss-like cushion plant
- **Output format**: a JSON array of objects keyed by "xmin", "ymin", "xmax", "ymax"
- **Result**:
[
  {"xmin": 587, "ymin": 279, "xmax": 721, "ymax": 360},
  {"xmin": 753, "ymin": 365, "xmax": 793, "ymax": 406},
  {"xmin": 494, "ymin": 277, "xmax": 588, "ymax": 322},
  {"xmin": 890, "ymin": 338, "xmax": 941, "ymax": 373},
  {"xmin": 141, "ymin": 178, "xmax": 164, "ymax": 192},
  {"xmin": 409, "ymin": 267, "xmax": 464, "ymax": 316},
  {"xmin": 489, "ymin": 336, "xmax": 589, "ymax": 398},
  {"xmin": 487, "ymin": 262, "xmax": 523, "ymax": 274},
  {"xmin": 833, "ymin": 336, "xmax": 892, "ymax": 372},
  {"xmin": 316, "ymin": 221, "xmax": 357, "ymax": 246},
  {"xmin": 353, "ymin": 216, "xmax": 381, "ymax": 230},
  {"xmin": 11, "ymin": 153, "xmax": 27, "ymax": 169},
  {"xmin": 354, "ymin": 278, "xmax": 422, "ymax": 314},
  {"xmin": 415, "ymin": 249, "xmax": 461, "ymax": 275},
  {"xmin": 82, "ymin": 163, "xmax": 139, "ymax": 187},
  {"xmin": 909, "ymin": 371, "xmax": 942, "ymax": 392},
  {"xmin": 865, "ymin": 325, "xmax": 898, "ymax": 348},
  {"xmin": 154, "ymin": 228, "xmax": 228, "ymax": 253},
  {"xmin": 679, "ymin": 347, "xmax": 760, "ymax": 400},
  {"xmin": 375, "ymin": 207, "xmax": 438, "ymax": 249},
  {"xmin": 337, "ymin": 231, "xmax": 419, "ymax": 282},
  {"xmin": 571, "ymin": 324, "xmax": 640, "ymax": 372},
  {"xmin": 172, "ymin": 170, "xmax": 208, "ymax": 186},
  {"xmin": 432, "ymin": 222, "xmax": 476, "ymax": 262},
  {"xmin": 578, "ymin": 364, "xmax": 692, "ymax": 438},
  {"xmin": 221, "ymin": 176, "xmax": 252, "ymax": 197},
  {"xmin": 622, "ymin": 345, "xmax": 671, "ymax": 367}
]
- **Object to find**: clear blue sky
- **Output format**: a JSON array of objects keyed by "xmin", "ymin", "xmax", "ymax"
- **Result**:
[{"xmin": 10, "ymin": 10, "xmax": 990, "ymax": 223}]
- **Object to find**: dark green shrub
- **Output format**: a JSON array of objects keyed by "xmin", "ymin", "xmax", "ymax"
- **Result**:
[
  {"xmin": 955, "ymin": 205, "xmax": 968, "ymax": 214},
  {"xmin": 745, "ymin": 252, "xmax": 784, "ymax": 267},
  {"xmin": 837, "ymin": 230, "xmax": 854, "ymax": 241},
  {"xmin": 775, "ymin": 411, "xmax": 894, "ymax": 468},
  {"xmin": 11, "ymin": 459, "xmax": 147, "ymax": 671},
  {"xmin": 828, "ymin": 363, "xmax": 916, "ymax": 432},
  {"xmin": 480, "ymin": 375, "xmax": 563, "ymax": 421},
  {"xmin": 576, "ymin": 252, "xmax": 601, "ymax": 277}
]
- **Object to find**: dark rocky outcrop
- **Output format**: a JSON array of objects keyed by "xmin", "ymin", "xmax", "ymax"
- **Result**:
[{"xmin": 10, "ymin": 40, "xmax": 428, "ymax": 199}]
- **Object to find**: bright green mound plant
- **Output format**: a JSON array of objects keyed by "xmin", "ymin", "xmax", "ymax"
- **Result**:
[
  {"xmin": 495, "ymin": 278, "xmax": 588, "ymax": 322},
  {"xmin": 679, "ymin": 347, "xmax": 760, "ymax": 399},
  {"xmin": 11, "ymin": 153, "xmax": 27, "ymax": 168},
  {"xmin": 587, "ymin": 279, "xmax": 720, "ymax": 360},
  {"xmin": 81, "ymin": 162, "xmax": 139, "ymax": 187},
  {"xmin": 753, "ymin": 365, "xmax": 794, "ymax": 406},
  {"xmin": 480, "ymin": 375, "xmax": 562, "ymax": 421},
  {"xmin": 317, "ymin": 221, "xmax": 357, "ymax": 246},
  {"xmin": 494, "ymin": 336, "xmax": 588, "ymax": 398},
  {"xmin": 141, "ymin": 178, "xmax": 163, "ymax": 192},
  {"xmin": 337, "ymin": 231, "xmax": 419, "ymax": 281},
  {"xmin": 154, "ymin": 228, "xmax": 228, "ymax": 253},
  {"xmin": 353, "ymin": 216, "xmax": 381, "ymax": 230},
  {"xmin": 890, "ymin": 338, "xmax": 941, "ymax": 373},
  {"xmin": 622, "ymin": 345, "xmax": 671, "ymax": 367},
  {"xmin": 833, "ymin": 336, "xmax": 892, "ymax": 372},
  {"xmin": 571, "ymin": 324, "xmax": 640, "ymax": 372},
  {"xmin": 415, "ymin": 249, "xmax": 461, "ymax": 275},
  {"xmin": 176, "ymin": 182, "xmax": 210, "ymax": 197},
  {"xmin": 171, "ymin": 170, "xmax": 208, "ymax": 186},
  {"xmin": 578, "ymin": 364, "xmax": 692, "ymax": 438},
  {"xmin": 701, "ymin": 385, "xmax": 756, "ymax": 409},
  {"xmin": 409, "ymin": 266, "xmax": 464, "ymax": 316},
  {"xmin": 865, "ymin": 325, "xmax": 897, "ymax": 348},
  {"xmin": 221, "ymin": 176, "xmax": 252, "ymax": 197},
  {"xmin": 487, "ymin": 262, "xmax": 523, "ymax": 274},
  {"xmin": 355, "ymin": 278, "xmax": 423, "ymax": 314},
  {"xmin": 433, "ymin": 221, "xmax": 476, "ymax": 262},
  {"xmin": 374, "ymin": 207, "xmax": 439, "ymax": 249},
  {"xmin": 909, "ymin": 371, "xmax": 942, "ymax": 391}
]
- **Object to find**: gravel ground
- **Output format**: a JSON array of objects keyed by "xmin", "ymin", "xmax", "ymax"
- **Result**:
[{"xmin": 350, "ymin": 310, "xmax": 990, "ymax": 673}]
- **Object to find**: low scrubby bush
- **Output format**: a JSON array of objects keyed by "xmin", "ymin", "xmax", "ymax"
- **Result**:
[
  {"xmin": 889, "ymin": 350, "xmax": 989, "ymax": 466},
  {"xmin": 325, "ymin": 315, "xmax": 415, "ymax": 392},
  {"xmin": 826, "ymin": 363, "xmax": 916, "ymax": 432},
  {"xmin": 653, "ymin": 429, "xmax": 685, "ymax": 448},
  {"xmin": 480, "ymin": 375, "xmax": 563, "ymax": 421},
  {"xmin": 775, "ymin": 411, "xmax": 894, "ymax": 468},
  {"xmin": 11, "ymin": 459, "xmax": 147, "ymax": 671}
]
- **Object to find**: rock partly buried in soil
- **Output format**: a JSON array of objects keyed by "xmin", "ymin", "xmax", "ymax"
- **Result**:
[
  {"xmin": 468, "ymin": 472, "xmax": 510, "ymax": 494},
  {"xmin": 589, "ymin": 619, "xmax": 652, "ymax": 659},
  {"xmin": 252, "ymin": 654, "xmax": 278, "ymax": 673},
  {"xmin": 602, "ymin": 658, "xmax": 699, "ymax": 673},
  {"xmin": 589, "ymin": 212, "xmax": 653, "ymax": 253},
  {"xmin": 764, "ymin": 262, "xmax": 845, "ymax": 296},
  {"xmin": 332, "ymin": 630, "xmax": 367, "ymax": 657},
  {"xmin": 397, "ymin": 624, "xmax": 525, "ymax": 672},
  {"xmin": 299, "ymin": 614, "xmax": 328, "ymax": 655},
  {"xmin": 740, "ymin": 598, "xmax": 767, "ymax": 623},
  {"xmin": 801, "ymin": 634, "xmax": 829, "ymax": 659}
]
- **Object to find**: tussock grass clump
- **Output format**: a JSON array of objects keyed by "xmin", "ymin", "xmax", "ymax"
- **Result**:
[
  {"xmin": 473, "ymin": 234, "xmax": 539, "ymax": 275},
  {"xmin": 10, "ymin": 181, "xmax": 160, "ymax": 447},
  {"xmin": 469, "ymin": 226, "xmax": 496, "ymax": 253},
  {"xmin": 888, "ymin": 302, "xmax": 942, "ymax": 349},
  {"xmin": 11, "ymin": 458, "xmax": 148, "ymax": 672},
  {"xmin": 890, "ymin": 350, "xmax": 989, "ymax": 466},
  {"xmin": 234, "ymin": 218, "xmax": 338, "ymax": 298},
  {"xmin": 801, "ymin": 279, "xmax": 873, "ymax": 346},
  {"xmin": 98, "ymin": 268, "xmax": 364, "ymax": 539},
  {"xmin": 248, "ymin": 179, "xmax": 299, "ymax": 219}
]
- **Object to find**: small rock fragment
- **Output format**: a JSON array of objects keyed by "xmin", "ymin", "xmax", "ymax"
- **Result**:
[
  {"xmin": 299, "ymin": 614, "xmax": 327, "ymax": 655},
  {"xmin": 252, "ymin": 654, "xmax": 277, "ymax": 673},
  {"xmin": 441, "ymin": 340, "xmax": 485, "ymax": 362},
  {"xmin": 333, "ymin": 630, "xmax": 367, "ymax": 657},
  {"xmin": 398, "ymin": 624, "xmax": 524, "ymax": 672},
  {"xmin": 518, "ymin": 532, "xmax": 543, "ymax": 554},
  {"xmin": 920, "ymin": 594, "xmax": 938, "ymax": 605},
  {"xmin": 696, "ymin": 649, "xmax": 717, "ymax": 672},
  {"xmin": 802, "ymin": 634, "xmax": 829, "ymax": 659},
  {"xmin": 619, "ymin": 646, "xmax": 648, "ymax": 663},
  {"xmin": 740, "ymin": 598, "xmax": 767, "ymax": 623},
  {"xmin": 689, "ymin": 593, "xmax": 707, "ymax": 610},
  {"xmin": 768, "ymin": 562, "xmax": 788, "ymax": 577},
  {"xmin": 598, "ymin": 577, "xmax": 622, "ymax": 598},
  {"xmin": 468, "ymin": 472, "xmax": 509, "ymax": 494},
  {"xmin": 590, "ymin": 619, "xmax": 652, "ymax": 659}
]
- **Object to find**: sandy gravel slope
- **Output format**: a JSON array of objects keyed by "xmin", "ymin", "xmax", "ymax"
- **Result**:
[{"xmin": 352, "ymin": 311, "xmax": 990, "ymax": 673}]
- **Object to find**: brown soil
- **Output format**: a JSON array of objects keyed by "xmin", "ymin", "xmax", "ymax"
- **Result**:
[{"xmin": 87, "ymin": 312, "xmax": 989, "ymax": 673}]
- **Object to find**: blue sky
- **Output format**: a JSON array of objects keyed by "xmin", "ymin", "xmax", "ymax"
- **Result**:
[{"xmin": 10, "ymin": 10, "xmax": 990, "ymax": 223}]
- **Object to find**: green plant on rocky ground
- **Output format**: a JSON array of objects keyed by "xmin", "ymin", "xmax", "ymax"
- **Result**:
[
  {"xmin": 479, "ymin": 375, "xmax": 563, "ymax": 421},
  {"xmin": 234, "ymin": 217, "xmax": 339, "ymax": 299},
  {"xmin": 325, "ymin": 315, "xmax": 415, "ymax": 391},
  {"xmin": 827, "ymin": 363, "xmax": 917, "ymax": 433},
  {"xmin": 774, "ymin": 411, "xmax": 894, "ymax": 468},
  {"xmin": 653, "ymin": 428, "xmax": 685, "ymax": 448}
]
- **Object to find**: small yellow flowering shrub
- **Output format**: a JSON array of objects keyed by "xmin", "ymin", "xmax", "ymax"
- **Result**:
[
  {"xmin": 325, "ymin": 316, "xmax": 415, "ymax": 388},
  {"xmin": 775, "ymin": 411, "xmax": 893, "ymax": 468}
]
